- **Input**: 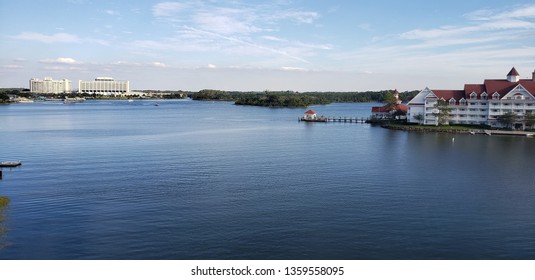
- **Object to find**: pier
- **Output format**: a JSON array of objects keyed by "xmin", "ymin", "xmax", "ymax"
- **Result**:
[
  {"xmin": 0, "ymin": 161, "xmax": 22, "ymax": 168},
  {"xmin": 0, "ymin": 161, "xmax": 22, "ymax": 180},
  {"xmin": 481, "ymin": 130, "xmax": 534, "ymax": 137},
  {"xmin": 299, "ymin": 117, "xmax": 369, "ymax": 123}
]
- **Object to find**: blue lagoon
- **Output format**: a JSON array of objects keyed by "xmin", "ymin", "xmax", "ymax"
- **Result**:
[{"xmin": 1, "ymin": 100, "xmax": 534, "ymax": 259}]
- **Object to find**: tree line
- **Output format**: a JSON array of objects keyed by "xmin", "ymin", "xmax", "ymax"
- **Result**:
[{"xmin": 189, "ymin": 89, "xmax": 419, "ymax": 108}]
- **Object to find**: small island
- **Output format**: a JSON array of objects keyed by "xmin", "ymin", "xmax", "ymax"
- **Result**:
[{"xmin": 190, "ymin": 89, "xmax": 418, "ymax": 108}]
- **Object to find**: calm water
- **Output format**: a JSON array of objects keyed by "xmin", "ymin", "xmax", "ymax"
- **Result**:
[{"xmin": 1, "ymin": 100, "xmax": 534, "ymax": 260}]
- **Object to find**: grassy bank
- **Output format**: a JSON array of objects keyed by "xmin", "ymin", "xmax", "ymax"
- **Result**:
[{"xmin": 381, "ymin": 123, "xmax": 487, "ymax": 134}]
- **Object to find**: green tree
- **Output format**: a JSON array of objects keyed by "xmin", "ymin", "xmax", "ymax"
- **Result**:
[
  {"xmin": 0, "ymin": 92, "xmax": 9, "ymax": 102},
  {"xmin": 523, "ymin": 112, "xmax": 535, "ymax": 130},
  {"xmin": 383, "ymin": 91, "xmax": 398, "ymax": 109},
  {"xmin": 433, "ymin": 99, "xmax": 452, "ymax": 125},
  {"xmin": 497, "ymin": 112, "xmax": 517, "ymax": 129},
  {"xmin": 413, "ymin": 113, "xmax": 424, "ymax": 125}
]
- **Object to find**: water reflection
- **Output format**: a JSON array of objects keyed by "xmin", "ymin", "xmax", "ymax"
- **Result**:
[{"xmin": 0, "ymin": 196, "xmax": 9, "ymax": 250}]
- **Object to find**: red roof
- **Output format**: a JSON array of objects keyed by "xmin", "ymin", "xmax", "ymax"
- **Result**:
[
  {"xmin": 371, "ymin": 104, "xmax": 407, "ymax": 113},
  {"xmin": 507, "ymin": 67, "xmax": 519, "ymax": 76},
  {"xmin": 304, "ymin": 109, "xmax": 316, "ymax": 115},
  {"xmin": 395, "ymin": 104, "xmax": 408, "ymax": 113},
  {"xmin": 429, "ymin": 68, "xmax": 535, "ymax": 101},
  {"xmin": 431, "ymin": 90, "xmax": 465, "ymax": 101},
  {"xmin": 371, "ymin": 106, "xmax": 388, "ymax": 113}
]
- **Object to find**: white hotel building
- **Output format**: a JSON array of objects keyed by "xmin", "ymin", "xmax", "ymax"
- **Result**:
[
  {"xmin": 78, "ymin": 77, "xmax": 130, "ymax": 95},
  {"xmin": 407, "ymin": 68, "xmax": 535, "ymax": 128},
  {"xmin": 29, "ymin": 77, "xmax": 72, "ymax": 94}
]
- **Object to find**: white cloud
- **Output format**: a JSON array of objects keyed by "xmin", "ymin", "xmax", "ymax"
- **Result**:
[
  {"xmin": 13, "ymin": 32, "xmax": 80, "ymax": 43},
  {"xmin": 192, "ymin": 9, "xmax": 262, "ymax": 35},
  {"xmin": 12, "ymin": 32, "xmax": 109, "ymax": 45},
  {"xmin": 281, "ymin": 66, "xmax": 307, "ymax": 71},
  {"xmin": 111, "ymin": 61, "xmax": 142, "ymax": 66},
  {"xmin": 152, "ymin": 2, "xmax": 188, "ymax": 17},
  {"xmin": 104, "ymin": 10, "xmax": 120, "ymax": 16},
  {"xmin": 148, "ymin": 62, "xmax": 166, "ymax": 68},
  {"xmin": 207, "ymin": 64, "xmax": 217, "ymax": 69},
  {"xmin": 2, "ymin": 64, "xmax": 23, "ymax": 69},
  {"xmin": 40, "ymin": 57, "xmax": 80, "ymax": 64},
  {"xmin": 262, "ymin": 35, "xmax": 285, "ymax": 42},
  {"xmin": 401, "ymin": 4, "xmax": 535, "ymax": 42},
  {"xmin": 130, "ymin": 0, "xmax": 331, "ymax": 67},
  {"xmin": 272, "ymin": 11, "xmax": 320, "ymax": 24},
  {"xmin": 331, "ymin": 3, "xmax": 535, "ymax": 81}
]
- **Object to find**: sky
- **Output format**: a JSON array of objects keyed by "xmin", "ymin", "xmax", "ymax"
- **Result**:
[{"xmin": 1, "ymin": 0, "xmax": 535, "ymax": 91}]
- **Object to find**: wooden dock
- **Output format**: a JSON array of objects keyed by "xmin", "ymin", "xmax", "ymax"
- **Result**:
[
  {"xmin": 299, "ymin": 117, "xmax": 369, "ymax": 123},
  {"xmin": 0, "ymin": 161, "xmax": 22, "ymax": 168},
  {"xmin": 0, "ymin": 161, "xmax": 22, "ymax": 180},
  {"xmin": 481, "ymin": 130, "xmax": 534, "ymax": 137}
]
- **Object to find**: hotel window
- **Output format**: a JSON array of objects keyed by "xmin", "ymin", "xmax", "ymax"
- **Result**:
[
  {"xmin": 449, "ymin": 98, "xmax": 456, "ymax": 105},
  {"xmin": 481, "ymin": 93, "xmax": 488, "ymax": 100},
  {"xmin": 470, "ymin": 92, "xmax": 477, "ymax": 99},
  {"xmin": 492, "ymin": 93, "xmax": 500, "ymax": 100},
  {"xmin": 459, "ymin": 99, "xmax": 467, "ymax": 105}
]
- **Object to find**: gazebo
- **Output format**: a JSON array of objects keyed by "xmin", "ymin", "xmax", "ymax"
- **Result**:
[{"xmin": 303, "ymin": 109, "xmax": 317, "ymax": 120}]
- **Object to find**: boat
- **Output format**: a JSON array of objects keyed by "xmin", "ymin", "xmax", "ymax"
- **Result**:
[
  {"xmin": 0, "ymin": 161, "xmax": 22, "ymax": 168},
  {"xmin": 63, "ymin": 97, "xmax": 86, "ymax": 104}
]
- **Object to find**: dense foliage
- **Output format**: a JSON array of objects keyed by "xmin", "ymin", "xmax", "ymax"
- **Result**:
[
  {"xmin": 0, "ymin": 92, "xmax": 9, "ymax": 102},
  {"xmin": 190, "ymin": 89, "xmax": 419, "ymax": 108},
  {"xmin": 0, "ymin": 89, "xmax": 28, "ymax": 103}
]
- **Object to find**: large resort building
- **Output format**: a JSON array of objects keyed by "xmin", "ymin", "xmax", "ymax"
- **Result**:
[
  {"xmin": 407, "ymin": 68, "xmax": 535, "ymax": 128},
  {"xmin": 78, "ymin": 77, "xmax": 130, "ymax": 95},
  {"xmin": 29, "ymin": 77, "xmax": 72, "ymax": 94}
]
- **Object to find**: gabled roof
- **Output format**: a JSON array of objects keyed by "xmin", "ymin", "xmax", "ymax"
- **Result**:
[
  {"xmin": 464, "ymin": 84, "xmax": 485, "ymax": 95},
  {"xmin": 430, "ymin": 90, "xmax": 465, "ymax": 101},
  {"xmin": 409, "ymin": 68, "xmax": 535, "ymax": 104},
  {"xmin": 304, "ymin": 109, "xmax": 316, "ymax": 115},
  {"xmin": 371, "ymin": 106, "xmax": 389, "ymax": 113},
  {"xmin": 507, "ymin": 67, "xmax": 519, "ymax": 76},
  {"xmin": 371, "ymin": 104, "xmax": 407, "ymax": 113},
  {"xmin": 394, "ymin": 104, "xmax": 408, "ymax": 113}
]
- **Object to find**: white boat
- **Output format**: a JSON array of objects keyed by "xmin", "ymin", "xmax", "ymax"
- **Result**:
[{"xmin": 64, "ymin": 97, "xmax": 86, "ymax": 104}]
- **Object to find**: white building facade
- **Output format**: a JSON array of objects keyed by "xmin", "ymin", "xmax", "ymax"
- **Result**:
[
  {"xmin": 29, "ymin": 77, "xmax": 71, "ymax": 94},
  {"xmin": 78, "ymin": 77, "xmax": 130, "ymax": 95},
  {"xmin": 407, "ymin": 68, "xmax": 535, "ymax": 128}
]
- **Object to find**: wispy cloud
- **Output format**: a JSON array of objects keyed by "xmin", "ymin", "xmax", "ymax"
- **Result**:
[
  {"xmin": 2, "ymin": 64, "xmax": 23, "ymax": 69},
  {"xmin": 400, "ymin": 4, "xmax": 535, "ymax": 44},
  {"xmin": 333, "ymin": 3, "xmax": 535, "ymax": 74},
  {"xmin": 12, "ymin": 32, "xmax": 109, "ymax": 45},
  {"xmin": 270, "ymin": 11, "xmax": 320, "ymax": 24},
  {"xmin": 131, "ymin": 0, "xmax": 327, "ymax": 66},
  {"xmin": 40, "ymin": 57, "xmax": 80, "ymax": 64},
  {"xmin": 13, "ymin": 32, "xmax": 80, "ymax": 43},
  {"xmin": 152, "ymin": 2, "xmax": 189, "ymax": 17}
]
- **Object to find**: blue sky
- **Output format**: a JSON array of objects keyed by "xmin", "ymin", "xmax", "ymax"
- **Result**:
[{"xmin": 1, "ymin": 0, "xmax": 534, "ymax": 91}]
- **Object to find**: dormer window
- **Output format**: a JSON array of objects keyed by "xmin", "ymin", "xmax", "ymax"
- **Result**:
[
  {"xmin": 470, "ymin": 92, "xmax": 477, "ymax": 99},
  {"xmin": 449, "ymin": 98, "xmax": 456, "ymax": 105},
  {"xmin": 481, "ymin": 92, "xmax": 488, "ymax": 100},
  {"xmin": 459, "ymin": 98, "xmax": 467, "ymax": 105},
  {"xmin": 492, "ymin": 92, "xmax": 500, "ymax": 100}
]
